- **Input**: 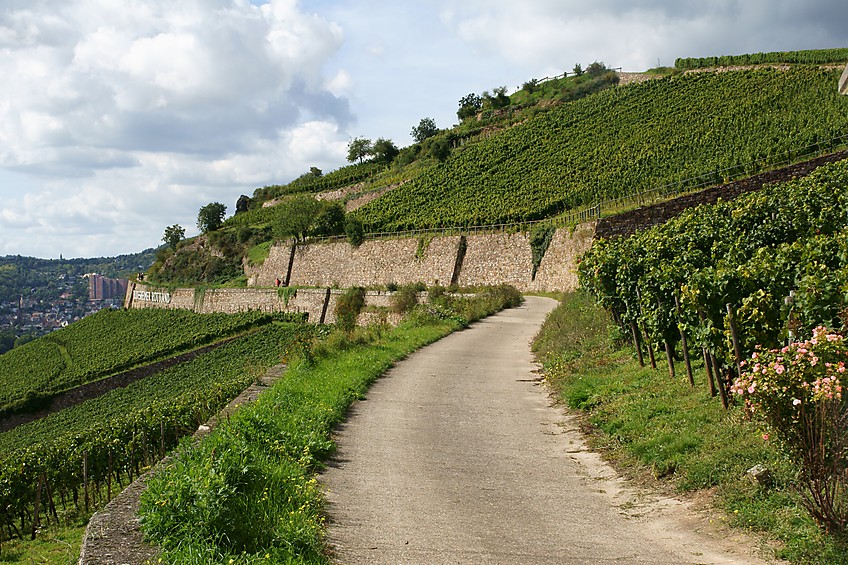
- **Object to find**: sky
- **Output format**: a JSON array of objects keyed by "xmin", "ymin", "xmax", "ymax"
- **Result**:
[{"xmin": 1, "ymin": 0, "xmax": 847, "ymax": 259}]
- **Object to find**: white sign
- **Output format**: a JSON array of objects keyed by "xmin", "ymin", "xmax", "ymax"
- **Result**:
[{"xmin": 133, "ymin": 290, "xmax": 171, "ymax": 304}]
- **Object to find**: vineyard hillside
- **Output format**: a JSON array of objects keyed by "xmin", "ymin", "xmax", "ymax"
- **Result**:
[{"xmin": 353, "ymin": 67, "xmax": 848, "ymax": 232}]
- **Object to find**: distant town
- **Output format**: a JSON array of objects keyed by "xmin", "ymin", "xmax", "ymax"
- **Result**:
[{"xmin": 0, "ymin": 274, "xmax": 127, "ymax": 334}]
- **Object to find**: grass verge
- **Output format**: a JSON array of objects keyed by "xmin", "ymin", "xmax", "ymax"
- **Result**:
[
  {"xmin": 138, "ymin": 286, "xmax": 522, "ymax": 564},
  {"xmin": 533, "ymin": 291, "xmax": 848, "ymax": 564}
]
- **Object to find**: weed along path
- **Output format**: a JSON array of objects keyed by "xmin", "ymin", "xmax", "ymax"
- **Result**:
[{"xmin": 321, "ymin": 296, "xmax": 776, "ymax": 564}]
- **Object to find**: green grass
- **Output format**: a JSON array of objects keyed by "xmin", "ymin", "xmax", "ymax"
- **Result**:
[
  {"xmin": 533, "ymin": 291, "xmax": 848, "ymax": 563},
  {"xmin": 138, "ymin": 287, "xmax": 521, "ymax": 564},
  {"xmin": 0, "ymin": 524, "xmax": 84, "ymax": 565}
]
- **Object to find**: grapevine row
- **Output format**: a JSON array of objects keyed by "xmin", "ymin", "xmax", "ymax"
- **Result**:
[
  {"xmin": 578, "ymin": 159, "xmax": 848, "ymax": 405},
  {"xmin": 0, "ymin": 308, "xmax": 286, "ymax": 416},
  {"xmin": 675, "ymin": 48, "xmax": 848, "ymax": 69},
  {"xmin": 353, "ymin": 68, "xmax": 848, "ymax": 232},
  {"xmin": 0, "ymin": 322, "xmax": 315, "ymax": 540}
]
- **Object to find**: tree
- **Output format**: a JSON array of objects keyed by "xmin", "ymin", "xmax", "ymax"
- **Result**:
[
  {"xmin": 586, "ymin": 61, "xmax": 607, "ymax": 77},
  {"xmin": 347, "ymin": 137, "xmax": 373, "ymax": 164},
  {"xmin": 197, "ymin": 202, "xmax": 226, "ymax": 234},
  {"xmin": 162, "ymin": 224, "xmax": 185, "ymax": 250},
  {"xmin": 311, "ymin": 201, "xmax": 345, "ymax": 236},
  {"xmin": 427, "ymin": 138, "xmax": 451, "ymax": 162},
  {"xmin": 483, "ymin": 86, "xmax": 510, "ymax": 110},
  {"xmin": 372, "ymin": 138, "xmax": 399, "ymax": 165},
  {"xmin": 235, "ymin": 195, "xmax": 252, "ymax": 214},
  {"xmin": 308, "ymin": 166, "xmax": 323, "ymax": 177},
  {"xmin": 572, "ymin": 63, "xmax": 583, "ymax": 76},
  {"xmin": 457, "ymin": 93, "xmax": 482, "ymax": 121},
  {"xmin": 345, "ymin": 215, "xmax": 364, "ymax": 247},
  {"xmin": 411, "ymin": 117, "xmax": 439, "ymax": 143}
]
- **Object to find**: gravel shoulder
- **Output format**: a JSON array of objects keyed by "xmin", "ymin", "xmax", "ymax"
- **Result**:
[{"xmin": 321, "ymin": 296, "xmax": 780, "ymax": 564}]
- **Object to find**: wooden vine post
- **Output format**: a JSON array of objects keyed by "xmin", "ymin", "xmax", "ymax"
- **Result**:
[
  {"xmin": 673, "ymin": 291, "xmax": 694, "ymax": 387},
  {"xmin": 630, "ymin": 319, "xmax": 645, "ymax": 367},
  {"xmin": 635, "ymin": 286, "xmax": 657, "ymax": 369},
  {"xmin": 30, "ymin": 474, "xmax": 43, "ymax": 540},
  {"xmin": 697, "ymin": 309, "xmax": 718, "ymax": 397},
  {"xmin": 657, "ymin": 297, "xmax": 675, "ymax": 378},
  {"xmin": 83, "ymin": 450, "xmax": 89, "ymax": 513},
  {"xmin": 726, "ymin": 303, "xmax": 745, "ymax": 377}
]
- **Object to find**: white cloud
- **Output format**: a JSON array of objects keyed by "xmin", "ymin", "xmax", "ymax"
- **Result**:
[{"xmin": 0, "ymin": 0, "xmax": 353, "ymax": 257}]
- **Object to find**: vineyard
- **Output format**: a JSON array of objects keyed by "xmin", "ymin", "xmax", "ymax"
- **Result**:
[
  {"xmin": 352, "ymin": 67, "xmax": 848, "ymax": 232},
  {"xmin": 675, "ymin": 47, "xmax": 848, "ymax": 69},
  {"xmin": 0, "ymin": 322, "xmax": 315, "ymax": 542},
  {"xmin": 0, "ymin": 308, "xmax": 287, "ymax": 418},
  {"xmin": 578, "ymin": 158, "xmax": 848, "ymax": 407}
]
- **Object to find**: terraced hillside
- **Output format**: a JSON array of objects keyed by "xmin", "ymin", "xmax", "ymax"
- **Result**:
[{"xmin": 353, "ymin": 67, "xmax": 848, "ymax": 231}]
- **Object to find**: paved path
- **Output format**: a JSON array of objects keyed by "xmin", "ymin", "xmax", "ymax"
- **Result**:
[{"xmin": 321, "ymin": 297, "xmax": 775, "ymax": 564}]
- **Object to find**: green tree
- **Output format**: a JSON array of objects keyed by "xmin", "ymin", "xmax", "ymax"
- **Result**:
[
  {"xmin": 347, "ymin": 137, "xmax": 373, "ymax": 164},
  {"xmin": 162, "ymin": 224, "xmax": 185, "ymax": 251},
  {"xmin": 572, "ymin": 63, "xmax": 583, "ymax": 76},
  {"xmin": 372, "ymin": 138, "xmax": 399, "ymax": 165},
  {"xmin": 345, "ymin": 215, "xmax": 365, "ymax": 247},
  {"xmin": 427, "ymin": 138, "xmax": 451, "ymax": 162},
  {"xmin": 196, "ymin": 202, "xmax": 226, "ymax": 234},
  {"xmin": 457, "ymin": 93, "xmax": 482, "ymax": 121},
  {"xmin": 311, "ymin": 202, "xmax": 345, "ymax": 236},
  {"xmin": 483, "ymin": 86, "xmax": 510, "ymax": 109},
  {"xmin": 411, "ymin": 117, "xmax": 439, "ymax": 143},
  {"xmin": 586, "ymin": 61, "xmax": 607, "ymax": 77}
]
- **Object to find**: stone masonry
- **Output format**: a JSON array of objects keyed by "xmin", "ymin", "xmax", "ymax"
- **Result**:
[{"xmin": 247, "ymin": 224, "xmax": 595, "ymax": 294}]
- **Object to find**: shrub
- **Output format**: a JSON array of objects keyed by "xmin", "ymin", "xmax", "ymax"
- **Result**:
[
  {"xmin": 390, "ymin": 285, "xmax": 419, "ymax": 314},
  {"xmin": 334, "ymin": 287, "xmax": 366, "ymax": 334},
  {"xmin": 732, "ymin": 326, "xmax": 848, "ymax": 533}
]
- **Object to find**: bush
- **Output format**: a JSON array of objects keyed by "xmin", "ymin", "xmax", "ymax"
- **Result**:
[
  {"xmin": 334, "ymin": 287, "xmax": 366, "ymax": 334},
  {"xmin": 390, "ymin": 285, "xmax": 419, "ymax": 314},
  {"xmin": 345, "ymin": 216, "xmax": 365, "ymax": 247},
  {"xmin": 732, "ymin": 326, "xmax": 848, "ymax": 533}
]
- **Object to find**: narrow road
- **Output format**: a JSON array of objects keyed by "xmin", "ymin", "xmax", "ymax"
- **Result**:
[{"xmin": 322, "ymin": 296, "xmax": 773, "ymax": 564}]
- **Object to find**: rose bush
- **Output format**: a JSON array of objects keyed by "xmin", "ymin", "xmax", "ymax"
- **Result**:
[{"xmin": 732, "ymin": 326, "xmax": 848, "ymax": 533}]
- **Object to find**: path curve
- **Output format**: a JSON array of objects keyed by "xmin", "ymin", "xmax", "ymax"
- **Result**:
[{"xmin": 322, "ymin": 296, "xmax": 777, "ymax": 564}]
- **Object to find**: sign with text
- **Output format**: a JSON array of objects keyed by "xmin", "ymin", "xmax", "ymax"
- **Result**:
[{"xmin": 133, "ymin": 290, "xmax": 171, "ymax": 304}]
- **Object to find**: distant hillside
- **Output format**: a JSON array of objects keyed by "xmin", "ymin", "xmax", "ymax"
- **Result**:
[{"xmin": 0, "ymin": 250, "xmax": 157, "ymax": 304}]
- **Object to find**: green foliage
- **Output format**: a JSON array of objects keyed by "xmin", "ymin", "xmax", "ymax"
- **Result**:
[
  {"xmin": 675, "ymin": 48, "xmax": 848, "ymax": 69},
  {"xmin": 344, "ymin": 215, "xmax": 364, "ymax": 247},
  {"xmin": 347, "ymin": 137, "xmax": 372, "ymax": 165},
  {"xmin": 457, "ymin": 92, "xmax": 482, "ymax": 121},
  {"xmin": 162, "ymin": 224, "xmax": 185, "ymax": 251},
  {"xmin": 197, "ymin": 202, "xmax": 227, "ymax": 234},
  {"xmin": 0, "ymin": 322, "xmax": 314, "ymax": 545},
  {"xmin": 578, "ymin": 158, "xmax": 848, "ymax": 371},
  {"xmin": 356, "ymin": 67, "xmax": 848, "ymax": 232},
  {"xmin": 390, "ymin": 285, "xmax": 420, "ymax": 314},
  {"xmin": 0, "ymin": 309, "xmax": 283, "ymax": 417},
  {"xmin": 269, "ymin": 196, "xmax": 344, "ymax": 243},
  {"xmin": 411, "ymin": 117, "xmax": 439, "ymax": 143},
  {"xmin": 372, "ymin": 138, "xmax": 399, "ymax": 165},
  {"xmin": 334, "ymin": 287, "xmax": 365, "ymax": 333},
  {"xmin": 249, "ymin": 162, "xmax": 381, "ymax": 203},
  {"xmin": 530, "ymin": 224, "xmax": 555, "ymax": 280}
]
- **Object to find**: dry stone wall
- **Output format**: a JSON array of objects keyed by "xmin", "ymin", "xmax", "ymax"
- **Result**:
[
  {"xmin": 283, "ymin": 235, "xmax": 460, "ymax": 288},
  {"xmin": 129, "ymin": 285, "xmax": 336, "ymax": 323},
  {"xmin": 246, "ymin": 224, "xmax": 595, "ymax": 293},
  {"xmin": 127, "ymin": 285, "xmax": 412, "ymax": 325}
]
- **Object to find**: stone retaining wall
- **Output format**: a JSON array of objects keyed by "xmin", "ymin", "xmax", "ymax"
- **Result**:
[
  {"xmin": 128, "ymin": 285, "xmax": 415, "ymax": 325},
  {"xmin": 247, "ymin": 223, "xmax": 595, "ymax": 294}
]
